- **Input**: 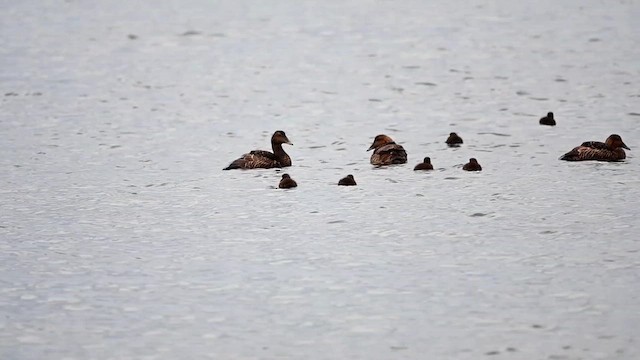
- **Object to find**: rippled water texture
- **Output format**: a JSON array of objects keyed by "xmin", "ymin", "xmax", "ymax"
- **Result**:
[{"xmin": 1, "ymin": 1, "xmax": 640, "ymax": 359}]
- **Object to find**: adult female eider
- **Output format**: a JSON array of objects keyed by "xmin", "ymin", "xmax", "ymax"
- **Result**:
[
  {"xmin": 445, "ymin": 132, "xmax": 463, "ymax": 147},
  {"xmin": 278, "ymin": 174, "xmax": 297, "ymax": 189},
  {"xmin": 560, "ymin": 134, "xmax": 629, "ymax": 161},
  {"xmin": 414, "ymin": 157, "xmax": 434, "ymax": 171},
  {"xmin": 367, "ymin": 134, "xmax": 407, "ymax": 165},
  {"xmin": 539, "ymin": 112, "xmax": 556, "ymax": 126},
  {"xmin": 463, "ymin": 158, "xmax": 482, "ymax": 171},
  {"xmin": 223, "ymin": 130, "xmax": 292, "ymax": 170},
  {"xmin": 338, "ymin": 174, "xmax": 357, "ymax": 186}
]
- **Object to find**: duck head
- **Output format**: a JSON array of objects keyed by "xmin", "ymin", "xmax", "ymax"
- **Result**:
[
  {"xmin": 605, "ymin": 134, "xmax": 629, "ymax": 150},
  {"xmin": 367, "ymin": 134, "xmax": 395, "ymax": 151},
  {"xmin": 272, "ymin": 130, "xmax": 293, "ymax": 145}
]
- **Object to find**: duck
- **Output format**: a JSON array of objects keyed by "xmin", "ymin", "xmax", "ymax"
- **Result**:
[
  {"xmin": 338, "ymin": 174, "xmax": 357, "ymax": 186},
  {"xmin": 367, "ymin": 134, "xmax": 407, "ymax": 165},
  {"xmin": 539, "ymin": 112, "xmax": 556, "ymax": 126},
  {"xmin": 223, "ymin": 130, "xmax": 292, "ymax": 170},
  {"xmin": 446, "ymin": 132, "xmax": 463, "ymax": 147},
  {"xmin": 560, "ymin": 134, "xmax": 630, "ymax": 161},
  {"xmin": 413, "ymin": 157, "xmax": 434, "ymax": 171},
  {"xmin": 278, "ymin": 174, "xmax": 297, "ymax": 189},
  {"xmin": 462, "ymin": 158, "xmax": 482, "ymax": 171}
]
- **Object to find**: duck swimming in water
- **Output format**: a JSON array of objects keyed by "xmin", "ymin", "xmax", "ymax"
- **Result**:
[
  {"xmin": 338, "ymin": 174, "xmax": 357, "ymax": 186},
  {"xmin": 278, "ymin": 174, "xmax": 297, "ymax": 189},
  {"xmin": 560, "ymin": 134, "xmax": 629, "ymax": 161},
  {"xmin": 539, "ymin": 112, "xmax": 556, "ymax": 126},
  {"xmin": 223, "ymin": 130, "xmax": 292, "ymax": 170},
  {"xmin": 413, "ymin": 157, "xmax": 434, "ymax": 171},
  {"xmin": 462, "ymin": 158, "xmax": 482, "ymax": 171},
  {"xmin": 445, "ymin": 132, "xmax": 463, "ymax": 147},
  {"xmin": 367, "ymin": 134, "xmax": 407, "ymax": 165}
]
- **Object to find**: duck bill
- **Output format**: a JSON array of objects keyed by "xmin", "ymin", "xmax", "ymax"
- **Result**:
[
  {"xmin": 622, "ymin": 143, "xmax": 630, "ymax": 150},
  {"xmin": 367, "ymin": 144, "xmax": 375, "ymax": 151}
]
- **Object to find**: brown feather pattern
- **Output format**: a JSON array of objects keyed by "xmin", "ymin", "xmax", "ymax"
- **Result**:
[
  {"xmin": 224, "ymin": 131, "xmax": 292, "ymax": 170},
  {"xmin": 560, "ymin": 134, "xmax": 629, "ymax": 162}
]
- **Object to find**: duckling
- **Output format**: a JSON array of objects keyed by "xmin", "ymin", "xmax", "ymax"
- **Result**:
[
  {"xmin": 539, "ymin": 112, "xmax": 556, "ymax": 126},
  {"xmin": 462, "ymin": 158, "xmax": 482, "ymax": 171},
  {"xmin": 224, "ymin": 130, "xmax": 292, "ymax": 170},
  {"xmin": 278, "ymin": 174, "xmax": 297, "ymax": 189},
  {"xmin": 560, "ymin": 134, "xmax": 630, "ymax": 161},
  {"xmin": 413, "ymin": 157, "xmax": 434, "ymax": 171},
  {"xmin": 367, "ymin": 134, "xmax": 407, "ymax": 165},
  {"xmin": 445, "ymin": 132, "xmax": 463, "ymax": 147},
  {"xmin": 338, "ymin": 174, "xmax": 357, "ymax": 186}
]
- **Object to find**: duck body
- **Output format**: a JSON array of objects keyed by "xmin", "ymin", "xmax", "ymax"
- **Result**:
[
  {"xmin": 445, "ymin": 132, "xmax": 463, "ymax": 147},
  {"xmin": 560, "ymin": 134, "xmax": 629, "ymax": 161},
  {"xmin": 539, "ymin": 112, "xmax": 556, "ymax": 126},
  {"xmin": 224, "ymin": 131, "xmax": 292, "ymax": 170},
  {"xmin": 278, "ymin": 174, "xmax": 297, "ymax": 189},
  {"xmin": 367, "ymin": 134, "xmax": 407, "ymax": 165},
  {"xmin": 414, "ymin": 157, "xmax": 434, "ymax": 171},
  {"xmin": 463, "ymin": 158, "xmax": 482, "ymax": 171},
  {"xmin": 338, "ymin": 174, "xmax": 357, "ymax": 186}
]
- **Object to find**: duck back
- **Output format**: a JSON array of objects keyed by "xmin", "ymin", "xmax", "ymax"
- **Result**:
[
  {"xmin": 370, "ymin": 144, "xmax": 407, "ymax": 165},
  {"xmin": 560, "ymin": 145, "xmax": 625, "ymax": 161}
]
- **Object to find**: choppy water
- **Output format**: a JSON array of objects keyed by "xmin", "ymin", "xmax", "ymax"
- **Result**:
[{"xmin": 2, "ymin": 1, "xmax": 640, "ymax": 359}]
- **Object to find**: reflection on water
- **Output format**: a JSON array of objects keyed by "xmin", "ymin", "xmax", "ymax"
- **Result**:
[{"xmin": 1, "ymin": 0, "xmax": 639, "ymax": 359}]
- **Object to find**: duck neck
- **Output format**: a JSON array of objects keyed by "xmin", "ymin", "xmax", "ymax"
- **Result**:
[{"xmin": 272, "ymin": 142, "xmax": 286, "ymax": 157}]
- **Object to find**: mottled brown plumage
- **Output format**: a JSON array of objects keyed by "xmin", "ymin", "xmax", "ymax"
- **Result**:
[
  {"xmin": 367, "ymin": 134, "xmax": 407, "ymax": 165},
  {"xmin": 278, "ymin": 174, "xmax": 297, "ymax": 189},
  {"xmin": 413, "ymin": 157, "xmax": 434, "ymax": 171},
  {"xmin": 560, "ymin": 134, "xmax": 629, "ymax": 161},
  {"xmin": 445, "ymin": 132, "xmax": 463, "ymax": 147},
  {"xmin": 338, "ymin": 174, "xmax": 357, "ymax": 186},
  {"xmin": 224, "ymin": 131, "xmax": 292, "ymax": 170},
  {"xmin": 539, "ymin": 112, "xmax": 556, "ymax": 126},
  {"xmin": 462, "ymin": 158, "xmax": 482, "ymax": 171}
]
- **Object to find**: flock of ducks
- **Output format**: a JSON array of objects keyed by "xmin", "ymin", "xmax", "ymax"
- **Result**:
[{"xmin": 223, "ymin": 112, "xmax": 630, "ymax": 189}]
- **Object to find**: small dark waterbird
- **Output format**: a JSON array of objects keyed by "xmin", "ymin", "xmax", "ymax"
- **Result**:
[
  {"xmin": 463, "ymin": 158, "xmax": 482, "ymax": 171},
  {"xmin": 413, "ymin": 157, "xmax": 434, "ymax": 171},
  {"xmin": 338, "ymin": 174, "xmax": 357, "ymax": 186},
  {"xmin": 539, "ymin": 112, "xmax": 556, "ymax": 126},
  {"xmin": 445, "ymin": 132, "xmax": 463, "ymax": 147},
  {"xmin": 278, "ymin": 174, "xmax": 297, "ymax": 189}
]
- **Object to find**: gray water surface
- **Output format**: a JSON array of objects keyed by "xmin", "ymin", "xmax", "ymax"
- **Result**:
[{"xmin": 1, "ymin": 1, "xmax": 640, "ymax": 359}]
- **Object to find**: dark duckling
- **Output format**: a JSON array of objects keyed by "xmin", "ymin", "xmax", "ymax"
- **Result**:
[
  {"xmin": 338, "ymin": 174, "xmax": 357, "ymax": 186},
  {"xmin": 539, "ymin": 112, "xmax": 556, "ymax": 126},
  {"xmin": 462, "ymin": 158, "xmax": 482, "ymax": 171},
  {"xmin": 413, "ymin": 157, "xmax": 434, "ymax": 171},
  {"xmin": 367, "ymin": 134, "xmax": 408, "ymax": 165},
  {"xmin": 560, "ymin": 134, "xmax": 630, "ymax": 161},
  {"xmin": 224, "ymin": 130, "xmax": 292, "ymax": 170},
  {"xmin": 445, "ymin": 132, "xmax": 463, "ymax": 147},
  {"xmin": 278, "ymin": 174, "xmax": 297, "ymax": 189}
]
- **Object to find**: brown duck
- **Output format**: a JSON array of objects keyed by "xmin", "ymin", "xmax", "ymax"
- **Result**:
[
  {"xmin": 539, "ymin": 112, "xmax": 556, "ymax": 126},
  {"xmin": 414, "ymin": 157, "xmax": 434, "ymax": 171},
  {"xmin": 338, "ymin": 174, "xmax": 357, "ymax": 186},
  {"xmin": 278, "ymin": 174, "xmax": 297, "ymax": 189},
  {"xmin": 445, "ymin": 132, "xmax": 463, "ymax": 147},
  {"xmin": 560, "ymin": 134, "xmax": 629, "ymax": 161},
  {"xmin": 367, "ymin": 134, "xmax": 407, "ymax": 165},
  {"xmin": 224, "ymin": 131, "xmax": 292, "ymax": 170},
  {"xmin": 462, "ymin": 158, "xmax": 482, "ymax": 171}
]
